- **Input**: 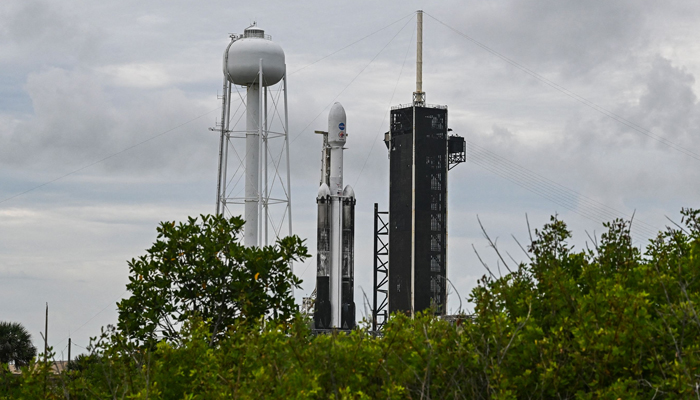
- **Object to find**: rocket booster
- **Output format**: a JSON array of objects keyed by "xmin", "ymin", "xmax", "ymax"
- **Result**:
[
  {"xmin": 314, "ymin": 102, "xmax": 356, "ymax": 330},
  {"xmin": 341, "ymin": 185, "xmax": 355, "ymax": 329}
]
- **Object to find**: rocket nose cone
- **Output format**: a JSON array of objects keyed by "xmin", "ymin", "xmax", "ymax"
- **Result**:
[
  {"xmin": 328, "ymin": 102, "xmax": 347, "ymax": 144},
  {"xmin": 342, "ymin": 185, "xmax": 355, "ymax": 199},
  {"xmin": 317, "ymin": 183, "xmax": 331, "ymax": 199},
  {"xmin": 329, "ymin": 102, "xmax": 346, "ymax": 121}
]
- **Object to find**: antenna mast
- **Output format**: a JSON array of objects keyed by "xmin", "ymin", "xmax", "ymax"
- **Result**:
[{"xmin": 413, "ymin": 10, "xmax": 425, "ymax": 106}]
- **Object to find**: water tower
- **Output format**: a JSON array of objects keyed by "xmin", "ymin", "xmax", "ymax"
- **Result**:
[{"xmin": 215, "ymin": 23, "xmax": 292, "ymax": 247}]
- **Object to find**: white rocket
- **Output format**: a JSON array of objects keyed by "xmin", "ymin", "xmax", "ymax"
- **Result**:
[{"xmin": 314, "ymin": 102, "xmax": 356, "ymax": 330}]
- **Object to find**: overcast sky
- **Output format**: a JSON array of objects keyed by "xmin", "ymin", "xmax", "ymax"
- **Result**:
[{"xmin": 2, "ymin": 0, "xmax": 699, "ymax": 357}]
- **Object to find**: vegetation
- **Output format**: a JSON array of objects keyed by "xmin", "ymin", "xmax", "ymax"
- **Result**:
[
  {"xmin": 117, "ymin": 214, "xmax": 309, "ymax": 345},
  {"xmin": 0, "ymin": 321, "xmax": 37, "ymax": 395},
  {"xmin": 0, "ymin": 321, "xmax": 37, "ymax": 369},
  {"xmin": 2, "ymin": 210, "xmax": 700, "ymax": 399}
]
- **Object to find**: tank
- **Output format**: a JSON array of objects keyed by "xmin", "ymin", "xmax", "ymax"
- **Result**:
[
  {"xmin": 225, "ymin": 24, "xmax": 286, "ymax": 86},
  {"xmin": 223, "ymin": 23, "xmax": 287, "ymax": 248}
]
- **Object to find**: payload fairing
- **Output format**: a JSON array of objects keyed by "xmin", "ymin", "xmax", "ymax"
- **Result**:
[{"xmin": 314, "ymin": 102, "xmax": 356, "ymax": 330}]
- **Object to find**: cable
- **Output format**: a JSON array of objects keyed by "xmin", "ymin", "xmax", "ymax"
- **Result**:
[
  {"xmin": 288, "ymin": 12, "xmax": 415, "ymax": 76},
  {"xmin": 467, "ymin": 145, "xmax": 658, "ymax": 237},
  {"xmin": 1, "ymin": 107, "xmax": 220, "ymax": 205},
  {"xmin": 298, "ymin": 258, "xmax": 315, "ymax": 281},
  {"xmin": 467, "ymin": 142, "xmax": 661, "ymax": 237},
  {"xmin": 424, "ymin": 12, "xmax": 700, "ymax": 163},
  {"xmin": 467, "ymin": 141, "xmax": 660, "ymax": 241},
  {"xmin": 469, "ymin": 157, "xmax": 658, "ymax": 241},
  {"xmin": 353, "ymin": 16, "xmax": 416, "ymax": 188},
  {"xmin": 291, "ymin": 15, "xmax": 415, "ymax": 144},
  {"xmin": 53, "ymin": 289, "xmax": 129, "ymax": 349}
]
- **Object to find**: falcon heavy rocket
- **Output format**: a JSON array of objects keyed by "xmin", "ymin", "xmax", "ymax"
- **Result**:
[{"xmin": 314, "ymin": 102, "xmax": 356, "ymax": 330}]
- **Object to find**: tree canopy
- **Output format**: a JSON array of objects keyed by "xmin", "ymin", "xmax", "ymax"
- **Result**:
[
  {"xmin": 116, "ymin": 214, "xmax": 309, "ymax": 344},
  {"xmin": 0, "ymin": 321, "xmax": 36, "ymax": 368},
  {"xmin": 463, "ymin": 208, "xmax": 700, "ymax": 397}
]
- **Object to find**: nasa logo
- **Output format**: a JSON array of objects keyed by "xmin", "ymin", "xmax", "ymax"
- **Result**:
[{"xmin": 339, "ymin": 122, "xmax": 345, "ymax": 131}]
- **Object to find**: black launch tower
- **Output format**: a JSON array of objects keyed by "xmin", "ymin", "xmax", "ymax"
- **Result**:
[
  {"xmin": 372, "ymin": 10, "xmax": 465, "ymax": 330},
  {"xmin": 381, "ymin": 104, "xmax": 464, "ymax": 318}
]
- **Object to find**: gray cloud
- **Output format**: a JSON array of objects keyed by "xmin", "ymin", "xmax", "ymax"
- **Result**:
[
  {"xmin": 432, "ymin": 0, "xmax": 652, "ymax": 79},
  {"xmin": 0, "ymin": 0, "xmax": 101, "ymax": 66}
]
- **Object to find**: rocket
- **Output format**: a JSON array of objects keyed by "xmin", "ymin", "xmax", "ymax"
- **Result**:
[{"xmin": 314, "ymin": 102, "xmax": 356, "ymax": 330}]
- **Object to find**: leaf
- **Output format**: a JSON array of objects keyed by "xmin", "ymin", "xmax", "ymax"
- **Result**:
[{"xmin": 117, "ymin": 213, "xmax": 309, "ymax": 346}]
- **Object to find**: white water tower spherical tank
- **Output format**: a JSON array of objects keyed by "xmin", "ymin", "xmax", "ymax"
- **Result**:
[{"xmin": 225, "ymin": 25, "xmax": 285, "ymax": 86}]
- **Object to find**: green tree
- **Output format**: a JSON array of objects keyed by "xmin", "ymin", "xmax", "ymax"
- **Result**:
[
  {"xmin": 0, "ymin": 321, "xmax": 37, "ymax": 369},
  {"xmin": 466, "ymin": 208, "xmax": 700, "ymax": 397},
  {"xmin": 116, "ymin": 214, "xmax": 309, "ymax": 345}
]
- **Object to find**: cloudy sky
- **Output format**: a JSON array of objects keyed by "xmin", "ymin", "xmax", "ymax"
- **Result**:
[{"xmin": 2, "ymin": 0, "xmax": 699, "ymax": 356}]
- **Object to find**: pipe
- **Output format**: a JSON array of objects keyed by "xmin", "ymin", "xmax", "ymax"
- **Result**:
[{"xmin": 244, "ymin": 77, "xmax": 260, "ymax": 247}]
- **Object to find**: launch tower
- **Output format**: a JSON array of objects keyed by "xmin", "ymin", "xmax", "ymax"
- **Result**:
[{"xmin": 374, "ymin": 11, "xmax": 465, "ymax": 327}]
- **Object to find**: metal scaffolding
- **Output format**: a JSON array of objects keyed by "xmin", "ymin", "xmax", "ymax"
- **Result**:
[{"xmin": 372, "ymin": 203, "xmax": 389, "ymax": 332}]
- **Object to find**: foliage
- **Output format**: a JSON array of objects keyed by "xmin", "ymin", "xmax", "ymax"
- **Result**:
[
  {"xmin": 5, "ymin": 209, "xmax": 700, "ymax": 399},
  {"xmin": 0, "ymin": 321, "xmax": 37, "ymax": 368},
  {"xmin": 117, "ymin": 214, "xmax": 309, "ymax": 345},
  {"xmin": 467, "ymin": 208, "xmax": 700, "ymax": 398}
]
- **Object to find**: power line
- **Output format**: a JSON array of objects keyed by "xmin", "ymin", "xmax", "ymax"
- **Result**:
[
  {"xmin": 424, "ymin": 12, "xmax": 700, "ymax": 163},
  {"xmin": 0, "ymin": 107, "xmax": 220, "ymax": 205}
]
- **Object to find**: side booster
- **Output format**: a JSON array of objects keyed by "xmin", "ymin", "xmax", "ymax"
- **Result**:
[{"xmin": 315, "ymin": 102, "xmax": 356, "ymax": 330}]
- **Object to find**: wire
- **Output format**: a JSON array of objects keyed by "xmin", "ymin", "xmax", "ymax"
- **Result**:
[
  {"xmin": 298, "ymin": 259, "xmax": 315, "ymax": 281},
  {"xmin": 288, "ymin": 12, "xmax": 415, "ymax": 76},
  {"xmin": 353, "ymin": 15, "xmax": 416, "ymax": 188},
  {"xmin": 0, "ymin": 107, "xmax": 220, "ymax": 205},
  {"xmin": 467, "ymin": 141, "xmax": 661, "ymax": 241},
  {"xmin": 291, "ymin": 15, "xmax": 415, "ymax": 144},
  {"xmin": 467, "ymin": 145, "xmax": 653, "ymax": 235},
  {"xmin": 53, "ymin": 289, "xmax": 129, "ymax": 349},
  {"xmin": 424, "ymin": 12, "xmax": 700, "ymax": 163},
  {"xmin": 468, "ymin": 143, "xmax": 660, "ymax": 236}
]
